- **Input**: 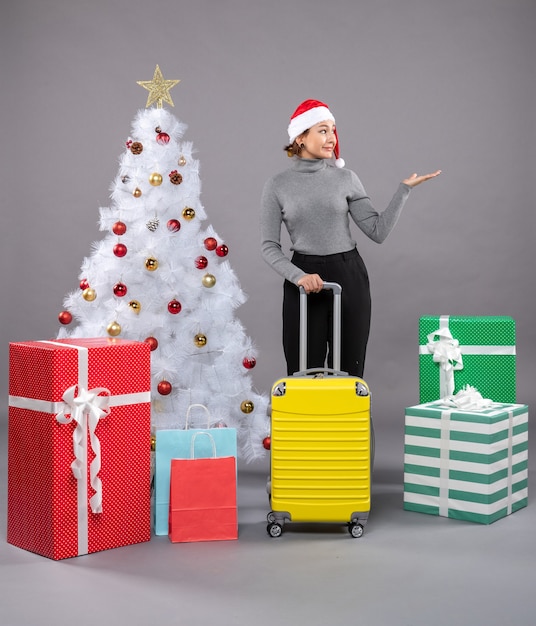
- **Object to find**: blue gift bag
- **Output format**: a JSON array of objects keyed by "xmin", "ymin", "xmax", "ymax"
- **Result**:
[{"xmin": 154, "ymin": 404, "xmax": 237, "ymax": 536}]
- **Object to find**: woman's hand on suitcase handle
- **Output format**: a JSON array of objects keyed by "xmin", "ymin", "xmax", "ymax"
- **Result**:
[{"xmin": 297, "ymin": 273, "xmax": 324, "ymax": 294}]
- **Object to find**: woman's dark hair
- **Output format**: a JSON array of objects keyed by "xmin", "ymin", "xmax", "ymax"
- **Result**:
[{"xmin": 283, "ymin": 129, "xmax": 309, "ymax": 157}]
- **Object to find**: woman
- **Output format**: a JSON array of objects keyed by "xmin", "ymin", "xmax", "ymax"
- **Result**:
[{"xmin": 260, "ymin": 99, "xmax": 440, "ymax": 378}]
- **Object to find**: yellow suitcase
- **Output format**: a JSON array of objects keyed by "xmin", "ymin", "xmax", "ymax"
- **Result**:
[{"xmin": 267, "ymin": 282, "xmax": 372, "ymax": 538}]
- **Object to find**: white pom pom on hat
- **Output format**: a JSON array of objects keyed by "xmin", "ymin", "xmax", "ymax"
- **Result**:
[{"xmin": 287, "ymin": 99, "xmax": 345, "ymax": 168}]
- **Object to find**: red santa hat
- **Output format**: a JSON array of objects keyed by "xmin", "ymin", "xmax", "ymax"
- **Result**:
[{"xmin": 287, "ymin": 99, "xmax": 345, "ymax": 168}]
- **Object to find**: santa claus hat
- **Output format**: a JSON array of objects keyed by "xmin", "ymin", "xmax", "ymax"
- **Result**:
[{"xmin": 287, "ymin": 99, "xmax": 345, "ymax": 168}]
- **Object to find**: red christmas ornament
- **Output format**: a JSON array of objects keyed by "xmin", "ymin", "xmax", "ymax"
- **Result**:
[
  {"xmin": 167, "ymin": 219, "xmax": 181, "ymax": 233},
  {"xmin": 195, "ymin": 255, "xmax": 208, "ymax": 269},
  {"xmin": 204, "ymin": 237, "xmax": 217, "ymax": 251},
  {"xmin": 156, "ymin": 132, "xmax": 170, "ymax": 145},
  {"xmin": 58, "ymin": 310, "xmax": 72, "ymax": 325},
  {"xmin": 242, "ymin": 356, "xmax": 257, "ymax": 369},
  {"xmin": 112, "ymin": 221, "xmax": 127, "ymax": 236},
  {"xmin": 263, "ymin": 437, "xmax": 271, "ymax": 450},
  {"xmin": 113, "ymin": 282, "xmax": 128, "ymax": 297},
  {"xmin": 145, "ymin": 336, "xmax": 159, "ymax": 351},
  {"xmin": 168, "ymin": 299, "xmax": 182, "ymax": 314},
  {"xmin": 157, "ymin": 380, "xmax": 172, "ymax": 395},
  {"xmin": 216, "ymin": 244, "xmax": 229, "ymax": 257},
  {"xmin": 79, "ymin": 278, "xmax": 89, "ymax": 290},
  {"xmin": 113, "ymin": 243, "xmax": 127, "ymax": 257}
]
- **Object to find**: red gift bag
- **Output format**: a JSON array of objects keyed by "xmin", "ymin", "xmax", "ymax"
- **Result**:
[{"xmin": 168, "ymin": 432, "xmax": 238, "ymax": 542}]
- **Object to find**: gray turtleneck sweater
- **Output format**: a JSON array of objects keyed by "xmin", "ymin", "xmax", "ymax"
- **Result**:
[{"xmin": 260, "ymin": 158, "xmax": 411, "ymax": 284}]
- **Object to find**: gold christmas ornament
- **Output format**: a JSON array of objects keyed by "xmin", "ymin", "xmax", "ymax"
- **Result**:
[
  {"xmin": 82, "ymin": 288, "xmax": 97, "ymax": 302},
  {"xmin": 240, "ymin": 400, "xmax": 254, "ymax": 414},
  {"xmin": 133, "ymin": 187, "xmax": 142, "ymax": 198},
  {"xmin": 194, "ymin": 333, "xmax": 207, "ymax": 347},
  {"xmin": 107, "ymin": 321, "xmax": 122, "ymax": 337},
  {"xmin": 145, "ymin": 257, "xmax": 159, "ymax": 271},
  {"xmin": 129, "ymin": 300, "xmax": 141, "ymax": 314},
  {"xmin": 182, "ymin": 206, "xmax": 195, "ymax": 220},
  {"xmin": 136, "ymin": 64, "xmax": 180, "ymax": 109},
  {"xmin": 178, "ymin": 155, "xmax": 187, "ymax": 166},
  {"xmin": 202, "ymin": 273, "xmax": 216, "ymax": 288},
  {"xmin": 150, "ymin": 434, "xmax": 156, "ymax": 452},
  {"xmin": 149, "ymin": 172, "xmax": 163, "ymax": 186}
]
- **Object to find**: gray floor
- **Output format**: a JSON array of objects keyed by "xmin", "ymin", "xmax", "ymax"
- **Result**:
[{"xmin": 1, "ymin": 414, "xmax": 534, "ymax": 626}]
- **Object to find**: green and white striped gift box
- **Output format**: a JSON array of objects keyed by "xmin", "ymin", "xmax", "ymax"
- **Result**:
[
  {"xmin": 419, "ymin": 315, "xmax": 516, "ymax": 403},
  {"xmin": 404, "ymin": 401, "xmax": 528, "ymax": 524}
]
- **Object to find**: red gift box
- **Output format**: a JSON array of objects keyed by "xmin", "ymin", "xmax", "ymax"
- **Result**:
[{"xmin": 7, "ymin": 338, "xmax": 152, "ymax": 560}]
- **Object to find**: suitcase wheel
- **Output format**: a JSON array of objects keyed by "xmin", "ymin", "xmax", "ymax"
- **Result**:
[
  {"xmin": 348, "ymin": 523, "xmax": 364, "ymax": 538},
  {"xmin": 267, "ymin": 522, "xmax": 283, "ymax": 538},
  {"xmin": 267, "ymin": 512, "xmax": 276, "ymax": 523}
]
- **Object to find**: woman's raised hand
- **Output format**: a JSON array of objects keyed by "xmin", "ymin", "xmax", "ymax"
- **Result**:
[{"xmin": 402, "ymin": 170, "xmax": 442, "ymax": 188}]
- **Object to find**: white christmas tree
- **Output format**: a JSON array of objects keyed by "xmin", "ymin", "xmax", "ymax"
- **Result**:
[{"xmin": 57, "ymin": 66, "xmax": 269, "ymax": 461}]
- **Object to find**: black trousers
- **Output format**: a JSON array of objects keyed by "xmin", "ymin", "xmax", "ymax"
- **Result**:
[{"xmin": 282, "ymin": 248, "xmax": 371, "ymax": 378}]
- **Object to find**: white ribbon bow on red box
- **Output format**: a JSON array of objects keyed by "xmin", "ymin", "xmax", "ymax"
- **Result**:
[{"xmin": 55, "ymin": 384, "xmax": 111, "ymax": 515}]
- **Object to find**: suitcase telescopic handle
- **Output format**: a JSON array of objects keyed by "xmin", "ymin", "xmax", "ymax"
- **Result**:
[{"xmin": 298, "ymin": 281, "xmax": 342, "ymax": 373}]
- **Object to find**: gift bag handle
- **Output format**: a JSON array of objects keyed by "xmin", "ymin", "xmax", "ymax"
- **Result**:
[
  {"xmin": 190, "ymin": 431, "xmax": 217, "ymax": 459},
  {"xmin": 185, "ymin": 403, "xmax": 211, "ymax": 430}
]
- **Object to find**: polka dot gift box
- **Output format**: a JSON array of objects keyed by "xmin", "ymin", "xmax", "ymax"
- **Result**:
[
  {"xmin": 7, "ymin": 338, "xmax": 151, "ymax": 560},
  {"xmin": 419, "ymin": 316, "xmax": 516, "ymax": 404}
]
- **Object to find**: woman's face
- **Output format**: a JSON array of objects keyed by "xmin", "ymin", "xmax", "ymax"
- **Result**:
[{"xmin": 297, "ymin": 120, "xmax": 337, "ymax": 161}]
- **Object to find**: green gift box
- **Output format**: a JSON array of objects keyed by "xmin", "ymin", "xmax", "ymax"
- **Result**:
[
  {"xmin": 404, "ymin": 401, "xmax": 528, "ymax": 524},
  {"xmin": 419, "ymin": 316, "xmax": 516, "ymax": 403}
]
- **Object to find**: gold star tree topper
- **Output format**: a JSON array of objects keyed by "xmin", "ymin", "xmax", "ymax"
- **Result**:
[{"xmin": 137, "ymin": 65, "xmax": 180, "ymax": 108}]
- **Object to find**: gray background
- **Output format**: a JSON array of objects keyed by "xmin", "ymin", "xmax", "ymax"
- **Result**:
[
  {"xmin": 1, "ymin": 0, "xmax": 535, "ymax": 421},
  {"xmin": 1, "ymin": 1, "xmax": 535, "ymax": 624}
]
